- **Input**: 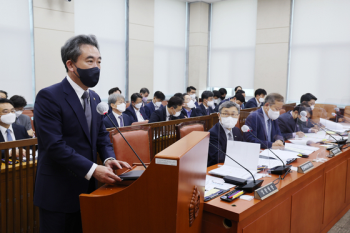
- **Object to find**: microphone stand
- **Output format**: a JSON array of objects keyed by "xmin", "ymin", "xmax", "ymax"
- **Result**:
[
  {"xmin": 209, "ymin": 143, "xmax": 263, "ymax": 192},
  {"xmin": 245, "ymin": 130, "xmax": 291, "ymax": 175},
  {"xmin": 105, "ymin": 112, "xmax": 146, "ymax": 179}
]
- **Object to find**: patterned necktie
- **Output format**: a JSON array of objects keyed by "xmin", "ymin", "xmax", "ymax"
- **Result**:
[
  {"xmin": 6, "ymin": 129, "xmax": 13, "ymax": 142},
  {"xmin": 82, "ymin": 91, "xmax": 92, "ymax": 133},
  {"xmin": 267, "ymin": 119, "xmax": 272, "ymax": 142},
  {"xmin": 227, "ymin": 132, "xmax": 233, "ymax": 141},
  {"xmin": 118, "ymin": 115, "xmax": 124, "ymax": 127}
]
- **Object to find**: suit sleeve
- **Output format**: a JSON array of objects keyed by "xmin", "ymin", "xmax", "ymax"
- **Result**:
[
  {"xmin": 278, "ymin": 118, "xmax": 293, "ymax": 140},
  {"xmin": 149, "ymin": 111, "xmax": 160, "ymax": 123},
  {"xmin": 208, "ymin": 131, "xmax": 220, "ymax": 167},
  {"xmin": 244, "ymin": 101, "xmax": 253, "ymax": 109},
  {"xmin": 243, "ymin": 114, "xmax": 272, "ymax": 149},
  {"xmin": 24, "ymin": 115, "xmax": 32, "ymax": 130},
  {"xmin": 195, "ymin": 108, "xmax": 203, "ymax": 116},
  {"xmin": 144, "ymin": 105, "xmax": 150, "ymax": 119},
  {"xmin": 34, "ymin": 89, "xmax": 94, "ymax": 178},
  {"xmin": 103, "ymin": 116, "xmax": 113, "ymax": 129}
]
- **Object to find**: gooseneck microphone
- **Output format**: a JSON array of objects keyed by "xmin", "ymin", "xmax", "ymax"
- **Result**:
[
  {"xmin": 97, "ymin": 102, "xmax": 146, "ymax": 179},
  {"xmin": 209, "ymin": 142, "xmax": 263, "ymax": 192},
  {"xmin": 307, "ymin": 117, "xmax": 346, "ymax": 145},
  {"xmin": 242, "ymin": 125, "xmax": 291, "ymax": 175}
]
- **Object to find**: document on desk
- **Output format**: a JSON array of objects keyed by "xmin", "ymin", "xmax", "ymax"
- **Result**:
[
  {"xmin": 260, "ymin": 149, "xmax": 300, "ymax": 161},
  {"xmin": 320, "ymin": 118, "xmax": 343, "ymax": 132},
  {"xmin": 205, "ymin": 175, "xmax": 235, "ymax": 191},
  {"xmin": 284, "ymin": 143, "xmax": 319, "ymax": 155},
  {"xmin": 208, "ymin": 141, "xmax": 261, "ymax": 179}
]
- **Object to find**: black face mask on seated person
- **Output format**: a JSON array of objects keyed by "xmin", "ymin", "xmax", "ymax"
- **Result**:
[{"xmin": 74, "ymin": 64, "xmax": 100, "ymax": 88}]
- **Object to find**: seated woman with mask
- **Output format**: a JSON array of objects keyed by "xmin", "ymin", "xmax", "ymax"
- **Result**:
[
  {"xmin": 103, "ymin": 94, "xmax": 134, "ymax": 128},
  {"xmin": 207, "ymin": 101, "xmax": 244, "ymax": 167}
]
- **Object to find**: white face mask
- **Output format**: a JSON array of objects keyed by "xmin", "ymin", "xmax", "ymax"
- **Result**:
[
  {"xmin": 1, "ymin": 113, "xmax": 16, "ymax": 125},
  {"xmin": 135, "ymin": 103, "xmax": 143, "ymax": 109},
  {"xmin": 300, "ymin": 116, "xmax": 308, "ymax": 122},
  {"xmin": 15, "ymin": 110, "xmax": 23, "ymax": 118},
  {"xmin": 259, "ymin": 97, "xmax": 265, "ymax": 103},
  {"xmin": 220, "ymin": 116, "xmax": 238, "ymax": 129},
  {"xmin": 155, "ymin": 101, "xmax": 162, "ymax": 107},
  {"xmin": 267, "ymin": 107, "xmax": 280, "ymax": 120},
  {"xmin": 186, "ymin": 100, "xmax": 196, "ymax": 109},
  {"xmin": 116, "ymin": 103, "xmax": 126, "ymax": 112},
  {"xmin": 207, "ymin": 100, "xmax": 215, "ymax": 108},
  {"xmin": 310, "ymin": 105, "xmax": 315, "ymax": 110},
  {"xmin": 214, "ymin": 99, "xmax": 221, "ymax": 105},
  {"xmin": 173, "ymin": 110, "xmax": 181, "ymax": 117},
  {"xmin": 190, "ymin": 94, "xmax": 196, "ymax": 101}
]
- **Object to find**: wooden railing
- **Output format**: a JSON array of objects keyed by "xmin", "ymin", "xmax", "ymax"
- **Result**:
[{"xmin": 0, "ymin": 138, "xmax": 39, "ymax": 233}]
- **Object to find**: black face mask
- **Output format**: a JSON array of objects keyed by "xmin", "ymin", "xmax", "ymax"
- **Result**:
[
  {"xmin": 220, "ymin": 96, "xmax": 225, "ymax": 100},
  {"xmin": 74, "ymin": 64, "xmax": 100, "ymax": 88}
]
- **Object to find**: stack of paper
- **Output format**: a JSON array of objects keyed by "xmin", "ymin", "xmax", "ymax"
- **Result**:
[
  {"xmin": 284, "ymin": 143, "xmax": 319, "ymax": 155},
  {"xmin": 320, "ymin": 118, "xmax": 343, "ymax": 132},
  {"xmin": 205, "ymin": 175, "xmax": 235, "ymax": 191}
]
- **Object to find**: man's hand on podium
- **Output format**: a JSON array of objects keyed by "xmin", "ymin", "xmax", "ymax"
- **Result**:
[
  {"xmin": 93, "ymin": 165, "xmax": 122, "ymax": 185},
  {"xmin": 105, "ymin": 159, "xmax": 132, "ymax": 171}
]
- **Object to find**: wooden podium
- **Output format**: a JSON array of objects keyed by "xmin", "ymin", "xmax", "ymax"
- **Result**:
[{"xmin": 80, "ymin": 131, "xmax": 210, "ymax": 233}]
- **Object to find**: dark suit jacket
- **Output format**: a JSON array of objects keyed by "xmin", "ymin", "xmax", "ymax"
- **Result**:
[
  {"xmin": 243, "ymin": 108, "xmax": 283, "ymax": 149},
  {"xmin": 214, "ymin": 99, "xmax": 229, "ymax": 112},
  {"xmin": 149, "ymin": 107, "xmax": 184, "ymax": 123},
  {"xmin": 1, "ymin": 124, "xmax": 31, "ymax": 158},
  {"xmin": 103, "ymin": 112, "xmax": 134, "ymax": 128},
  {"xmin": 198, "ymin": 103, "xmax": 215, "ymax": 116},
  {"xmin": 144, "ymin": 102, "xmax": 163, "ymax": 119},
  {"xmin": 33, "ymin": 78, "xmax": 116, "ymax": 213},
  {"xmin": 124, "ymin": 104, "xmax": 149, "ymax": 122},
  {"xmin": 278, "ymin": 111, "xmax": 312, "ymax": 140},
  {"xmin": 244, "ymin": 97, "xmax": 259, "ymax": 109},
  {"xmin": 208, "ymin": 123, "xmax": 244, "ymax": 167},
  {"xmin": 181, "ymin": 107, "xmax": 203, "ymax": 118}
]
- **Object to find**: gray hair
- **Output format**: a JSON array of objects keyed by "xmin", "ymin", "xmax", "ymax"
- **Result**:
[
  {"xmin": 219, "ymin": 101, "xmax": 240, "ymax": 114},
  {"xmin": 108, "ymin": 94, "xmax": 125, "ymax": 105},
  {"xmin": 264, "ymin": 93, "xmax": 284, "ymax": 105},
  {"xmin": 61, "ymin": 35, "xmax": 99, "ymax": 72}
]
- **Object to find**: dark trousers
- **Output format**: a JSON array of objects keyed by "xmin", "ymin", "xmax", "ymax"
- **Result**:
[{"xmin": 39, "ymin": 208, "xmax": 83, "ymax": 233}]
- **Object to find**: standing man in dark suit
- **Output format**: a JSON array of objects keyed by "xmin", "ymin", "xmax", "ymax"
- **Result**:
[
  {"xmin": 198, "ymin": 91, "xmax": 216, "ymax": 115},
  {"xmin": 104, "ymin": 94, "xmax": 134, "ymax": 128},
  {"xmin": 0, "ymin": 98, "xmax": 31, "ymax": 157},
  {"xmin": 244, "ymin": 88, "xmax": 267, "ymax": 109},
  {"xmin": 244, "ymin": 93, "xmax": 284, "ymax": 149},
  {"xmin": 34, "ymin": 35, "xmax": 131, "ymax": 233},
  {"xmin": 208, "ymin": 101, "xmax": 244, "ymax": 167},
  {"xmin": 181, "ymin": 94, "xmax": 202, "ymax": 118},
  {"xmin": 278, "ymin": 103, "xmax": 318, "ymax": 140},
  {"xmin": 149, "ymin": 96, "xmax": 185, "ymax": 123},
  {"xmin": 125, "ymin": 93, "xmax": 149, "ymax": 123},
  {"xmin": 144, "ymin": 91, "xmax": 165, "ymax": 119},
  {"xmin": 187, "ymin": 86, "xmax": 199, "ymax": 107}
]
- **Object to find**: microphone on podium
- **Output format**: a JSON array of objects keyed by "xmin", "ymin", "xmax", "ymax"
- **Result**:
[
  {"xmin": 241, "ymin": 125, "xmax": 291, "ymax": 175},
  {"xmin": 97, "ymin": 102, "xmax": 146, "ymax": 179}
]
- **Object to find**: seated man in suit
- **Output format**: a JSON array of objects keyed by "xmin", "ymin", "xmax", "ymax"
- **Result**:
[
  {"xmin": 0, "ymin": 90, "xmax": 8, "ymax": 99},
  {"xmin": 187, "ymin": 86, "xmax": 198, "ymax": 107},
  {"xmin": 244, "ymin": 93, "xmax": 284, "ymax": 149},
  {"xmin": 198, "ymin": 91, "xmax": 216, "ymax": 115},
  {"xmin": 244, "ymin": 88, "xmax": 267, "ymax": 109},
  {"xmin": 104, "ymin": 94, "xmax": 134, "ymax": 128},
  {"xmin": 278, "ymin": 103, "xmax": 318, "ymax": 140},
  {"xmin": 144, "ymin": 91, "xmax": 165, "ymax": 119},
  {"xmin": 215, "ymin": 93, "xmax": 243, "ymax": 111},
  {"xmin": 213, "ymin": 90, "xmax": 221, "ymax": 107},
  {"xmin": 0, "ymin": 98, "xmax": 31, "ymax": 157},
  {"xmin": 149, "ymin": 96, "xmax": 185, "ymax": 123},
  {"xmin": 125, "ymin": 93, "xmax": 149, "ymax": 123},
  {"xmin": 140, "ymin": 87, "xmax": 150, "ymax": 107},
  {"xmin": 208, "ymin": 101, "xmax": 244, "ymax": 167},
  {"xmin": 181, "ymin": 94, "xmax": 202, "ymax": 118},
  {"xmin": 10, "ymin": 95, "xmax": 34, "ymax": 137},
  {"xmin": 235, "ymin": 90, "xmax": 246, "ymax": 108},
  {"xmin": 107, "ymin": 87, "xmax": 122, "ymax": 114},
  {"xmin": 219, "ymin": 88, "xmax": 227, "ymax": 100}
]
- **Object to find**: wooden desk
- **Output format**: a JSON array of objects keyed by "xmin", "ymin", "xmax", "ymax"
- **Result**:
[{"xmin": 202, "ymin": 145, "xmax": 350, "ymax": 233}]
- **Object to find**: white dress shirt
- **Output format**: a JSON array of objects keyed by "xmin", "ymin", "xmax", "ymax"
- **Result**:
[
  {"xmin": 134, "ymin": 108, "xmax": 145, "ymax": 122},
  {"xmin": 67, "ymin": 75, "xmax": 113, "ymax": 180},
  {"xmin": 256, "ymin": 98, "xmax": 261, "ymax": 107},
  {"xmin": 112, "ymin": 111, "xmax": 122, "ymax": 126},
  {"xmin": 166, "ymin": 107, "xmax": 171, "ymax": 121},
  {"xmin": 0, "ymin": 124, "xmax": 16, "ymax": 142}
]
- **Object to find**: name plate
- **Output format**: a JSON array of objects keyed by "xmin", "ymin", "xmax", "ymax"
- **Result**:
[
  {"xmin": 329, "ymin": 146, "xmax": 341, "ymax": 158},
  {"xmin": 254, "ymin": 182, "xmax": 278, "ymax": 200},
  {"xmin": 297, "ymin": 161, "xmax": 314, "ymax": 174}
]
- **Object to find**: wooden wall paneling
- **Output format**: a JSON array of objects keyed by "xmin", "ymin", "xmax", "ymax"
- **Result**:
[
  {"xmin": 323, "ymin": 160, "xmax": 347, "ymax": 226},
  {"xmin": 291, "ymin": 175, "xmax": 324, "ymax": 233},
  {"xmin": 346, "ymin": 158, "xmax": 350, "ymax": 204},
  {"xmin": 242, "ymin": 197, "xmax": 291, "ymax": 233}
]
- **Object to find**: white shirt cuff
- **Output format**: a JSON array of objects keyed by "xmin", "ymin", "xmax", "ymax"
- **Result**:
[
  {"xmin": 308, "ymin": 128, "xmax": 312, "ymax": 133},
  {"xmin": 293, "ymin": 132, "xmax": 296, "ymax": 138},
  {"xmin": 85, "ymin": 163, "xmax": 98, "ymax": 180},
  {"xmin": 103, "ymin": 157, "xmax": 115, "ymax": 166}
]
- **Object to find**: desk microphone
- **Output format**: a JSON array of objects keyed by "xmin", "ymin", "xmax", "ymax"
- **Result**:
[
  {"xmin": 209, "ymin": 142, "xmax": 263, "ymax": 192},
  {"xmin": 242, "ymin": 125, "xmax": 291, "ymax": 175},
  {"xmin": 97, "ymin": 102, "xmax": 146, "ymax": 179}
]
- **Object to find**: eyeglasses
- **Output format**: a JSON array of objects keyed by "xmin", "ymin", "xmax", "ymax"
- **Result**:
[{"xmin": 221, "ymin": 113, "xmax": 239, "ymax": 117}]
